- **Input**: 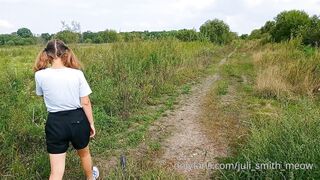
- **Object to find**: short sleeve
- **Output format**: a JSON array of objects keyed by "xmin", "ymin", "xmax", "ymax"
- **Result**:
[
  {"xmin": 79, "ymin": 71, "xmax": 92, "ymax": 97},
  {"xmin": 35, "ymin": 73, "xmax": 43, "ymax": 96}
]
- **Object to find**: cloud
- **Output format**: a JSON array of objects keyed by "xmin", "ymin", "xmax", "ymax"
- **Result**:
[
  {"xmin": 170, "ymin": 0, "xmax": 216, "ymax": 11},
  {"xmin": 0, "ymin": 0, "xmax": 320, "ymax": 34},
  {"xmin": 0, "ymin": 19, "xmax": 14, "ymax": 29}
]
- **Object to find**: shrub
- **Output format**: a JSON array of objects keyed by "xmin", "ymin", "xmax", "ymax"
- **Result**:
[
  {"xmin": 271, "ymin": 10, "xmax": 311, "ymax": 42},
  {"xmin": 55, "ymin": 30, "xmax": 80, "ymax": 43},
  {"xmin": 17, "ymin": 28, "xmax": 33, "ymax": 38},
  {"xmin": 200, "ymin": 19, "xmax": 234, "ymax": 44}
]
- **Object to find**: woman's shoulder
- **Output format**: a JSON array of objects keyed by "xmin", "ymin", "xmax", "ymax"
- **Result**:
[
  {"xmin": 35, "ymin": 68, "xmax": 47, "ymax": 77},
  {"xmin": 67, "ymin": 68, "xmax": 84, "ymax": 74},
  {"xmin": 35, "ymin": 68, "xmax": 84, "ymax": 78}
]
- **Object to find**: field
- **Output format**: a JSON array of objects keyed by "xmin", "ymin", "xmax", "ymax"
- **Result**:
[
  {"xmin": 0, "ymin": 39, "xmax": 232, "ymax": 179},
  {"xmin": 203, "ymin": 40, "xmax": 320, "ymax": 179},
  {"xmin": 0, "ymin": 38, "xmax": 320, "ymax": 179}
]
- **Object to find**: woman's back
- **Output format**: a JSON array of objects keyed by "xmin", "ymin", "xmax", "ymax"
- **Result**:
[{"xmin": 35, "ymin": 67, "xmax": 92, "ymax": 112}]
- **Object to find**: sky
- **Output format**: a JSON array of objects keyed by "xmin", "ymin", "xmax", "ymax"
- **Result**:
[{"xmin": 0, "ymin": 0, "xmax": 320, "ymax": 35}]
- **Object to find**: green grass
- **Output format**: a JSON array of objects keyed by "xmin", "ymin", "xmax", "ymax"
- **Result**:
[
  {"xmin": 215, "ymin": 80, "xmax": 229, "ymax": 96},
  {"xmin": 212, "ymin": 41, "xmax": 320, "ymax": 179},
  {"xmin": 0, "ymin": 40, "xmax": 230, "ymax": 178}
]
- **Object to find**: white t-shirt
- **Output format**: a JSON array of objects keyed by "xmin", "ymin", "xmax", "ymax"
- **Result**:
[{"xmin": 35, "ymin": 67, "xmax": 92, "ymax": 112}]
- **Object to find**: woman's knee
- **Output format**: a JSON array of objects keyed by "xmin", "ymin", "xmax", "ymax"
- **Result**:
[{"xmin": 77, "ymin": 146, "xmax": 91, "ymax": 158}]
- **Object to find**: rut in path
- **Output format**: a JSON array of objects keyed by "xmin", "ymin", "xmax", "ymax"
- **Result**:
[{"xmin": 155, "ymin": 51, "xmax": 235, "ymax": 179}]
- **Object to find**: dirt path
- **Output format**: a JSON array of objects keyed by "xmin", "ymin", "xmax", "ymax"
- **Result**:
[
  {"xmin": 96, "ymin": 51, "xmax": 235, "ymax": 179},
  {"xmin": 153, "ymin": 51, "xmax": 235, "ymax": 179}
]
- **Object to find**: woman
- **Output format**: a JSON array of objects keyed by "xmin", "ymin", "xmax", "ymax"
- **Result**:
[{"xmin": 33, "ymin": 39, "xmax": 99, "ymax": 180}]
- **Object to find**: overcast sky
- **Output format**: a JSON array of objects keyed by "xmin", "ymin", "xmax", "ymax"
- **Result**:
[{"xmin": 0, "ymin": 0, "xmax": 320, "ymax": 35}]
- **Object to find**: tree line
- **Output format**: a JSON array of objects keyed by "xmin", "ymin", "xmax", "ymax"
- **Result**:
[
  {"xmin": 0, "ymin": 19, "xmax": 235, "ymax": 46},
  {"xmin": 245, "ymin": 10, "xmax": 320, "ymax": 46},
  {"xmin": 0, "ymin": 10, "xmax": 319, "ymax": 46}
]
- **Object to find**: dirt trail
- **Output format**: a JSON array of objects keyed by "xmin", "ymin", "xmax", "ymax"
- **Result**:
[
  {"xmin": 154, "ymin": 51, "xmax": 235, "ymax": 179},
  {"xmin": 96, "ymin": 51, "xmax": 235, "ymax": 179}
]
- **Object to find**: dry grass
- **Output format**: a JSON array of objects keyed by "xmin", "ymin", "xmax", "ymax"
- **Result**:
[
  {"xmin": 255, "ymin": 66, "xmax": 292, "ymax": 98},
  {"xmin": 252, "ymin": 42, "xmax": 320, "ymax": 98}
]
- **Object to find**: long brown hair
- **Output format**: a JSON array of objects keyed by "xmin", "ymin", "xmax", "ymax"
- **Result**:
[{"xmin": 33, "ymin": 39, "xmax": 82, "ymax": 72}]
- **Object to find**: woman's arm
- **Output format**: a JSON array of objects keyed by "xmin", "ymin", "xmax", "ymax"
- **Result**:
[{"xmin": 80, "ymin": 96, "xmax": 95, "ymax": 138}]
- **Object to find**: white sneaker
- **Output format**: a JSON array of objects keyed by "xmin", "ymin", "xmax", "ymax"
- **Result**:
[{"xmin": 93, "ymin": 166, "xmax": 99, "ymax": 180}]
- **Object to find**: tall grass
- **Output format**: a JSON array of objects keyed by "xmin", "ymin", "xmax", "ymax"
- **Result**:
[
  {"xmin": 220, "ymin": 98, "xmax": 320, "ymax": 179},
  {"xmin": 254, "ymin": 40, "xmax": 320, "ymax": 98},
  {"xmin": 216, "ymin": 40, "xmax": 320, "ymax": 179},
  {"xmin": 0, "ymin": 39, "xmax": 224, "ymax": 178},
  {"xmin": 76, "ymin": 40, "xmax": 216, "ymax": 118}
]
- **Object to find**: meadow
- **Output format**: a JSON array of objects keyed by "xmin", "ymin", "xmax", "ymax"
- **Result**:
[
  {"xmin": 1, "ymin": 37, "xmax": 320, "ymax": 179},
  {"xmin": 203, "ymin": 40, "xmax": 320, "ymax": 179},
  {"xmin": 0, "ymin": 39, "xmax": 231, "ymax": 179}
]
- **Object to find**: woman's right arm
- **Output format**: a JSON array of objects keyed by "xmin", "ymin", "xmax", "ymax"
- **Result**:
[{"xmin": 81, "ymin": 96, "xmax": 95, "ymax": 138}]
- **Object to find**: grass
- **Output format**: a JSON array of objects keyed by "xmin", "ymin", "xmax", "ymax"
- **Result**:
[
  {"xmin": 0, "ymin": 39, "xmax": 231, "ymax": 178},
  {"xmin": 252, "ymin": 39, "xmax": 320, "ymax": 97},
  {"xmin": 5, "ymin": 38, "xmax": 318, "ymax": 179},
  {"xmin": 202, "ymin": 40, "xmax": 320, "ymax": 179}
]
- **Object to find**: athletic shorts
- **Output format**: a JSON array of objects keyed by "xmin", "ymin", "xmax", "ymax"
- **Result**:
[{"xmin": 45, "ymin": 108, "xmax": 91, "ymax": 154}]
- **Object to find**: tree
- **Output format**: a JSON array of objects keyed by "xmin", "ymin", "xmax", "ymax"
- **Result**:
[
  {"xmin": 175, "ymin": 29, "xmax": 199, "ymax": 41},
  {"xmin": 249, "ymin": 29, "xmax": 263, "ymax": 39},
  {"xmin": 82, "ymin": 31, "xmax": 95, "ymax": 42},
  {"xmin": 55, "ymin": 30, "xmax": 80, "ymax": 43},
  {"xmin": 301, "ymin": 15, "xmax": 320, "ymax": 46},
  {"xmin": 271, "ymin": 10, "xmax": 311, "ymax": 42},
  {"xmin": 200, "ymin": 19, "xmax": 233, "ymax": 44},
  {"xmin": 261, "ymin": 21, "xmax": 276, "ymax": 34},
  {"xmin": 240, "ymin": 34, "xmax": 249, "ymax": 39},
  {"xmin": 98, "ymin": 30, "xmax": 119, "ymax": 43},
  {"xmin": 17, "ymin": 28, "xmax": 33, "ymax": 38},
  {"xmin": 40, "ymin": 33, "xmax": 52, "ymax": 42}
]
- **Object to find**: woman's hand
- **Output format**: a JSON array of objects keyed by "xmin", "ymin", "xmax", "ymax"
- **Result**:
[{"xmin": 90, "ymin": 123, "xmax": 96, "ymax": 138}]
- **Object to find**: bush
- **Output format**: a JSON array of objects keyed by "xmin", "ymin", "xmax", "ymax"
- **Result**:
[
  {"xmin": 98, "ymin": 29, "xmax": 119, "ymax": 43},
  {"xmin": 200, "ymin": 19, "xmax": 234, "ymax": 44},
  {"xmin": 175, "ymin": 29, "xmax": 199, "ymax": 42},
  {"xmin": 84, "ymin": 38, "xmax": 92, "ymax": 44},
  {"xmin": 17, "ymin": 28, "xmax": 33, "ymax": 38},
  {"xmin": 55, "ymin": 30, "xmax": 80, "ymax": 43},
  {"xmin": 40, "ymin": 33, "xmax": 52, "ymax": 42},
  {"xmin": 271, "ymin": 10, "xmax": 311, "ymax": 42},
  {"xmin": 301, "ymin": 15, "xmax": 320, "ymax": 46}
]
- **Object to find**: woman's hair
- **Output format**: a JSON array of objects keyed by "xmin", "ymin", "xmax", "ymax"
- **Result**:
[{"xmin": 33, "ymin": 39, "xmax": 82, "ymax": 72}]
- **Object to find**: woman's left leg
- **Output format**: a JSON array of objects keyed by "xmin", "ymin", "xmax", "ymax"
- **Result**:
[
  {"xmin": 49, "ymin": 153, "xmax": 66, "ymax": 180},
  {"xmin": 77, "ymin": 146, "xmax": 93, "ymax": 179}
]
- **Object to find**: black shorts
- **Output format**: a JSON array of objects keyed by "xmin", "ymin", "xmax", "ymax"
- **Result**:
[{"xmin": 45, "ymin": 108, "xmax": 91, "ymax": 154}]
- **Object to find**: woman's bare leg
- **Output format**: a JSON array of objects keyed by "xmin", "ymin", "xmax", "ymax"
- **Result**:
[
  {"xmin": 77, "ymin": 146, "xmax": 93, "ymax": 180},
  {"xmin": 49, "ymin": 153, "xmax": 66, "ymax": 180}
]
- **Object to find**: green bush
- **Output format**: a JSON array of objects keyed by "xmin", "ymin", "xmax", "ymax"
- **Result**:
[
  {"xmin": 271, "ymin": 10, "xmax": 311, "ymax": 42},
  {"xmin": 200, "ymin": 19, "xmax": 234, "ymax": 44},
  {"xmin": 55, "ymin": 30, "xmax": 80, "ymax": 43},
  {"xmin": 175, "ymin": 29, "xmax": 199, "ymax": 42},
  {"xmin": 17, "ymin": 28, "xmax": 33, "ymax": 38}
]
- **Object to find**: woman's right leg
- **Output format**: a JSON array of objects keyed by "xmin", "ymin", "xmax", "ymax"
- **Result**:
[
  {"xmin": 49, "ymin": 153, "xmax": 66, "ymax": 180},
  {"xmin": 77, "ymin": 146, "xmax": 93, "ymax": 179}
]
